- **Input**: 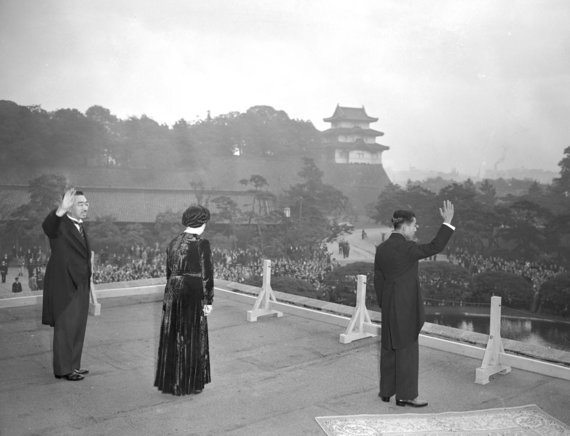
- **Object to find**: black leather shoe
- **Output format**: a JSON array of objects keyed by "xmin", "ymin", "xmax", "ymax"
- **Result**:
[
  {"xmin": 55, "ymin": 373, "xmax": 85, "ymax": 381},
  {"xmin": 378, "ymin": 393, "xmax": 390, "ymax": 402},
  {"xmin": 396, "ymin": 397, "xmax": 428, "ymax": 407},
  {"xmin": 73, "ymin": 369, "xmax": 89, "ymax": 375}
]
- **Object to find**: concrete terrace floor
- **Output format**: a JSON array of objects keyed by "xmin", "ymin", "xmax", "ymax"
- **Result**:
[{"xmin": 2, "ymin": 285, "xmax": 570, "ymax": 436}]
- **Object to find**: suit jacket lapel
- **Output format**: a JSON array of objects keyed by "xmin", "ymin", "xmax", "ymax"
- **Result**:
[
  {"xmin": 64, "ymin": 216, "xmax": 88, "ymax": 250},
  {"xmin": 83, "ymin": 226, "xmax": 91, "ymax": 260}
]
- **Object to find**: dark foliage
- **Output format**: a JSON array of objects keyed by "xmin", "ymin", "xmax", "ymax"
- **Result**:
[
  {"xmin": 471, "ymin": 271, "xmax": 534, "ymax": 310},
  {"xmin": 322, "ymin": 262, "xmax": 375, "ymax": 306},
  {"xmin": 369, "ymin": 173, "xmax": 570, "ymax": 266},
  {"xmin": 538, "ymin": 273, "xmax": 570, "ymax": 317},
  {"xmin": 0, "ymin": 101, "xmax": 322, "ymax": 171}
]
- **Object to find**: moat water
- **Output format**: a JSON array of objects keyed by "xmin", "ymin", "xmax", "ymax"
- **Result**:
[{"xmin": 425, "ymin": 312, "xmax": 570, "ymax": 352}]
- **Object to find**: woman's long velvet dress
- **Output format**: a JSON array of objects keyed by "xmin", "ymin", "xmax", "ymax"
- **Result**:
[{"xmin": 154, "ymin": 233, "xmax": 214, "ymax": 395}]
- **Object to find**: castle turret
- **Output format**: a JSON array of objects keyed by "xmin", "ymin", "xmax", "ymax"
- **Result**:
[
  {"xmin": 320, "ymin": 105, "xmax": 392, "ymax": 212},
  {"xmin": 322, "ymin": 105, "xmax": 389, "ymax": 165}
]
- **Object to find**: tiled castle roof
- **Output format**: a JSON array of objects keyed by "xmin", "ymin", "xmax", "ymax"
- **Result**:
[
  {"xmin": 321, "ymin": 127, "xmax": 384, "ymax": 137},
  {"xmin": 323, "ymin": 105, "xmax": 378, "ymax": 123}
]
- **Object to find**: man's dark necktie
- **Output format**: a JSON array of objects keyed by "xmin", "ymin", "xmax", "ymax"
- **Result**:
[{"xmin": 78, "ymin": 223, "xmax": 86, "ymax": 239}]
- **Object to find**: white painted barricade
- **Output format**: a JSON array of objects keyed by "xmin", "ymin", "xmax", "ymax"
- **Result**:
[
  {"xmin": 339, "ymin": 275, "xmax": 377, "ymax": 344},
  {"xmin": 89, "ymin": 251, "xmax": 101, "ymax": 316},
  {"xmin": 475, "ymin": 296, "xmax": 511, "ymax": 384},
  {"xmin": 246, "ymin": 259, "xmax": 283, "ymax": 322}
]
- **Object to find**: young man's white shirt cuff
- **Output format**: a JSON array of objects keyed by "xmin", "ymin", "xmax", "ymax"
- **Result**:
[{"xmin": 443, "ymin": 222, "xmax": 455, "ymax": 231}]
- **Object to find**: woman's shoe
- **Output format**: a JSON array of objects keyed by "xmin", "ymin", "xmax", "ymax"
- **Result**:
[
  {"xmin": 55, "ymin": 373, "xmax": 85, "ymax": 381},
  {"xmin": 378, "ymin": 393, "xmax": 391, "ymax": 402}
]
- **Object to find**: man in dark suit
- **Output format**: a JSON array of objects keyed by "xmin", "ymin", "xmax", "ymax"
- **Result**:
[
  {"xmin": 42, "ymin": 188, "xmax": 92, "ymax": 381},
  {"xmin": 374, "ymin": 200, "xmax": 455, "ymax": 407},
  {"xmin": 12, "ymin": 276, "xmax": 22, "ymax": 293},
  {"xmin": 0, "ymin": 259, "xmax": 7, "ymax": 283}
]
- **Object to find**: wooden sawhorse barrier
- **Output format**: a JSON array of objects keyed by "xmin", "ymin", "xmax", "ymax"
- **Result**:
[
  {"xmin": 89, "ymin": 251, "xmax": 101, "ymax": 316},
  {"xmin": 247, "ymin": 259, "xmax": 283, "ymax": 322},
  {"xmin": 339, "ymin": 274, "xmax": 377, "ymax": 344},
  {"xmin": 475, "ymin": 296, "xmax": 511, "ymax": 384}
]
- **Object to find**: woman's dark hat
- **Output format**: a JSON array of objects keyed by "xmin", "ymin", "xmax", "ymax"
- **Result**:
[{"xmin": 182, "ymin": 205, "xmax": 210, "ymax": 227}]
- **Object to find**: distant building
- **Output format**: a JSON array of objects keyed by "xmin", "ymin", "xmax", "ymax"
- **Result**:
[
  {"xmin": 322, "ymin": 105, "xmax": 389, "ymax": 165},
  {"xmin": 319, "ymin": 105, "xmax": 392, "ymax": 211}
]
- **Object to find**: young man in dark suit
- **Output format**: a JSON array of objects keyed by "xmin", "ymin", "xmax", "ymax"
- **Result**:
[
  {"xmin": 42, "ymin": 188, "xmax": 92, "ymax": 381},
  {"xmin": 374, "ymin": 200, "xmax": 455, "ymax": 407}
]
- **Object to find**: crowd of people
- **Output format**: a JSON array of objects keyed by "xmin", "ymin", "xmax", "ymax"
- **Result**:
[
  {"xmin": 90, "ymin": 243, "xmax": 337, "ymax": 292},
  {"xmin": 89, "ymin": 242, "xmax": 567, "ymax": 302},
  {"xmin": 213, "ymin": 245, "xmax": 336, "ymax": 290},
  {"xmin": 1, "ymin": 246, "xmax": 47, "ymax": 291},
  {"xmin": 4, "ymin": 240, "xmax": 567, "ymax": 296},
  {"xmin": 2, "ymin": 241, "xmax": 337, "ymax": 292},
  {"xmin": 92, "ymin": 244, "xmax": 166, "ymax": 284},
  {"xmin": 449, "ymin": 247, "xmax": 566, "ymax": 291}
]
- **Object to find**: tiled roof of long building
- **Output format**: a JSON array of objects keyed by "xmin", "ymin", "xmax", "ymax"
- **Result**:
[{"xmin": 0, "ymin": 184, "xmax": 254, "ymax": 223}]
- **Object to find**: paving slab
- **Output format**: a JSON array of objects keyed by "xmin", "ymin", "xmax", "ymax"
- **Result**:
[{"xmin": 1, "ymin": 288, "xmax": 569, "ymax": 436}]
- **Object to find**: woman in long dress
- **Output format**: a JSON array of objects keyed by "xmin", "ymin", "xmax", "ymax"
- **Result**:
[{"xmin": 154, "ymin": 205, "xmax": 214, "ymax": 395}]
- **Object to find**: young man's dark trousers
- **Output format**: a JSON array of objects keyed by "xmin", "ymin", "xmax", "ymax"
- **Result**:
[{"xmin": 379, "ymin": 339, "xmax": 419, "ymax": 400}]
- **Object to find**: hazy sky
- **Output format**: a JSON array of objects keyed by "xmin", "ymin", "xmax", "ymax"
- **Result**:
[{"xmin": 1, "ymin": 0, "xmax": 569, "ymax": 175}]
